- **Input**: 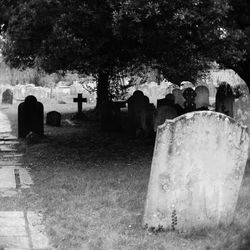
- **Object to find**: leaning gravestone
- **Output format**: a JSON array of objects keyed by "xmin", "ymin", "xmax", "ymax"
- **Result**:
[
  {"xmin": 46, "ymin": 111, "xmax": 61, "ymax": 127},
  {"xmin": 215, "ymin": 82, "xmax": 234, "ymax": 118},
  {"xmin": 195, "ymin": 85, "xmax": 209, "ymax": 110},
  {"xmin": 144, "ymin": 111, "xmax": 249, "ymax": 232},
  {"xmin": 2, "ymin": 89, "xmax": 13, "ymax": 104},
  {"xmin": 18, "ymin": 95, "xmax": 44, "ymax": 138}
]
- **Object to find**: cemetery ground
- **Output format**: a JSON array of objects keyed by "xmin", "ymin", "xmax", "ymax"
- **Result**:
[{"xmin": 1, "ymin": 100, "xmax": 250, "ymax": 250}]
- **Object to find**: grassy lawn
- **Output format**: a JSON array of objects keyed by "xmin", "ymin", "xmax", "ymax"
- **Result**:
[{"xmin": 1, "ymin": 100, "xmax": 250, "ymax": 250}]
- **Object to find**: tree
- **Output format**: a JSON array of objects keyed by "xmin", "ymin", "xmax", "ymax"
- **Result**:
[
  {"xmin": 217, "ymin": 0, "xmax": 250, "ymax": 88},
  {"xmin": 0, "ymin": 0, "xmax": 237, "ymax": 105}
]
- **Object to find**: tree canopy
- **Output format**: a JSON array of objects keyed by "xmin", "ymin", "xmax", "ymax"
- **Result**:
[{"xmin": 0, "ymin": 0, "xmax": 249, "ymax": 102}]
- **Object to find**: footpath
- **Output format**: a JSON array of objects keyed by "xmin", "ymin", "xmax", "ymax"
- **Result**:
[{"xmin": 0, "ymin": 111, "xmax": 53, "ymax": 250}]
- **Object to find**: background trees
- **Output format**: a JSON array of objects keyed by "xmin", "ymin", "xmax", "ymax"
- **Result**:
[{"xmin": 0, "ymin": 0, "xmax": 249, "ymax": 105}]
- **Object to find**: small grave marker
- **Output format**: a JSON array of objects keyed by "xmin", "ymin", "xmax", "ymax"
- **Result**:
[
  {"xmin": 46, "ymin": 111, "xmax": 61, "ymax": 127},
  {"xmin": 2, "ymin": 89, "xmax": 13, "ymax": 104}
]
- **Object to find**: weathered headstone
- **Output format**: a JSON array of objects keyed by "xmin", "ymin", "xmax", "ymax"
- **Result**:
[
  {"xmin": 215, "ymin": 82, "xmax": 234, "ymax": 117},
  {"xmin": 2, "ymin": 89, "xmax": 13, "ymax": 104},
  {"xmin": 172, "ymin": 89, "xmax": 185, "ymax": 108},
  {"xmin": 128, "ymin": 90, "xmax": 154, "ymax": 137},
  {"xmin": 144, "ymin": 111, "xmax": 249, "ymax": 232},
  {"xmin": 18, "ymin": 95, "xmax": 44, "ymax": 138},
  {"xmin": 154, "ymin": 105, "xmax": 178, "ymax": 132},
  {"xmin": 183, "ymin": 88, "xmax": 196, "ymax": 113},
  {"xmin": 46, "ymin": 111, "xmax": 61, "ymax": 127},
  {"xmin": 195, "ymin": 86, "xmax": 209, "ymax": 110},
  {"xmin": 157, "ymin": 94, "xmax": 175, "ymax": 108}
]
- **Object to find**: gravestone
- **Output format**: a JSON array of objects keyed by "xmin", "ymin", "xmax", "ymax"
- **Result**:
[
  {"xmin": 18, "ymin": 95, "xmax": 44, "ymax": 138},
  {"xmin": 183, "ymin": 88, "xmax": 196, "ymax": 113},
  {"xmin": 172, "ymin": 89, "xmax": 185, "ymax": 108},
  {"xmin": 154, "ymin": 105, "xmax": 178, "ymax": 132},
  {"xmin": 128, "ymin": 90, "xmax": 153, "ymax": 137},
  {"xmin": 72, "ymin": 93, "xmax": 87, "ymax": 120},
  {"xmin": 46, "ymin": 111, "xmax": 61, "ymax": 127},
  {"xmin": 144, "ymin": 111, "xmax": 249, "ymax": 232},
  {"xmin": 157, "ymin": 94, "xmax": 175, "ymax": 108},
  {"xmin": 2, "ymin": 89, "xmax": 13, "ymax": 104},
  {"xmin": 215, "ymin": 82, "xmax": 234, "ymax": 117},
  {"xmin": 195, "ymin": 86, "xmax": 209, "ymax": 110}
]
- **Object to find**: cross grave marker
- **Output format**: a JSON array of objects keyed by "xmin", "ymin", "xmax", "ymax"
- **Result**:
[{"xmin": 73, "ymin": 93, "xmax": 87, "ymax": 115}]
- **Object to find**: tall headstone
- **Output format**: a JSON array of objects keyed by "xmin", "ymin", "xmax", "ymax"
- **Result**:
[
  {"xmin": 183, "ymin": 88, "xmax": 196, "ymax": 113},
  {"xmin": 18, "ymin": 95, "xmax": 44, "ymax": 138},
  {"xmin": 144, "ymin": 111, "xmax": 249, "ymax": 232},
  {"xmin": 2, "ymin": 89, "xmax": 13, "ymax": 104},
  {"xmin": 195, "ymin": 86, "xmax": 209, "ymax": 110},
  {"xmin": 215, "ymin": 82, "xmax": 234, "ymax": 117},
  {"xmin": 128, "ymin": 90, "xmax": 154, "ymax": 137}
]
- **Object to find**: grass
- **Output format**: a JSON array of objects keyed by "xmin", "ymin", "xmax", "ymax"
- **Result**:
[{"xmin": 1, "ymin": 100, "xmax": 250, "ymax": 250}]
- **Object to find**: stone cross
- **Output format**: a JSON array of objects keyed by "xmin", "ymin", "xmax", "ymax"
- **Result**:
[{"xmin": 73, "ymin": 94, "xmax": 87, "ymax": 115}]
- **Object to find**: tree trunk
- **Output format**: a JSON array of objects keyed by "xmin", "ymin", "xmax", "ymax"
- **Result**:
[
  {"xmin": 96, "ymin": 71, "xmax": 110, "ymax": 108},
  {"xmin": 234, "ymin": 60, "xmax": 250, "ymax": 92}
]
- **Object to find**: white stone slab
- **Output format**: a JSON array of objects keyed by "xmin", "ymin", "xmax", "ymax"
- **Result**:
[
  {"xmin": 144, "ymin": 111, "xmax": 249, "ymax": 232},
  {"xmin": 27, "ymin": 211, "xmax": 51, "ymax": 249},
  {"xmin": 0, "ymin": 168, "xmax": 16, "ymax": 188},
  {"xmin": 0, "ymin": 217, "xmax": 25, "ymax": 227},
  {"xmin": 0, "ymin": 236, "xmax": 29, "ymax": 248},
  {"xmin": 0, "ymin": 211, "xmax": 24, "ymax": 218},
  {"xmin": 0, "ymin": 226, "xmax": 26, "ymax": 237}
]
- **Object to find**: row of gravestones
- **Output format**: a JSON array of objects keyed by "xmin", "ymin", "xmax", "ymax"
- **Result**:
[
  {"xmin": 143, "ymin": 81, "xmax": 250, "ymax": 232},
  {"xmin": 127, "ymin": 81, "xmax": 250, "ymax": 137},
  {"xmin": 16, "ymin": 95, "xmax": 250, "ymax": 232}
]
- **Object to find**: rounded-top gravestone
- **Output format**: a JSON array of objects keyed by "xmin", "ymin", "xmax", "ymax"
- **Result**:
[
  {"xmin": 195, "ymin": 85, "xmax": 209, "ymax": 110},
  {"xmin": 2, "ymin": 89, "xmax": 13, "ymax": 104},
  {"xmin": 18, "ymin": 95, "xmax": 44, "ymax": 138},
  {"xmin": 46, "ymin": 111, "xmax": 61, "ymax": 127}
]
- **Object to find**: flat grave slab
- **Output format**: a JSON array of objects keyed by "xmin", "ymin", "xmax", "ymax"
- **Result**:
[
  {"xmin": 0, "ymin": 167, "xmax": 16, "ymax": 189},
  {"xmin": 0, "ymin": 211, "xmax": 52, "ymax": 250},
  {"xmin": 0, "ymin": 161, "xmax": 23, "ymax": 166},
  {"xmin": 0, "ymin": 166, "xmax": 33, "ymax": 190},
  {"xmin": 0, "ymin": 145, "xmax": 18, "ymax": 152}
]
